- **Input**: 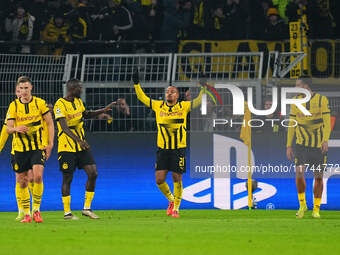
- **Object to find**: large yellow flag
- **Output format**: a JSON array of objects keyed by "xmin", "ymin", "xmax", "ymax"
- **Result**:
[{"xmin": 240, "ymin": 102, "xmax": 252, "ymax": 209}]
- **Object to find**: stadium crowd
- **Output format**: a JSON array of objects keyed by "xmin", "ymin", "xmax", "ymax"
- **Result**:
[{"xmin": 0, "ymin": 0, "xmax": 338, "ymax": 54}]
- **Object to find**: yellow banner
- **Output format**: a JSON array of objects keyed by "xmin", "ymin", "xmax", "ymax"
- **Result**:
[{"xmin": 289, "ymin": 21, "xmax": 302, "ymax": 78}]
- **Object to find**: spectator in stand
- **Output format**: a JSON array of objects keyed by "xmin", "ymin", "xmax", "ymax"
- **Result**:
[
  {"xmin": 160, "ymin": 0, "xmax": 191, "ymax": 51},
  {"xmin": 210, "ymin": 4, "xmax": 227, "ymax": 40},
  {"xmin": 227, "ymin": 0, "xmax": 248, "ymax": 39},
  {"xmin": 113, "ymin": 98, "xmax": 134, "ymax": 131},
  {"xmin": 176, "ymin": 0, "xmax": 194, "ymax": 40},
  {"xmin": 93, "ymin": 98, "xmax": 133, "ymax": 132},
  {"xmin": 5, "ymin": 4, "xmax": 36, "ymax": 53},
  {"xmin": 186, "ymin": 0, "xmax": 211, "ymax": 40},
  {"xmin": 272, "ymin": 0, "xmax": 291, "ymax": 23},
  {"xmin": 307, "ymin": 0, "xmax": 335, "ymax": 38},
  {"xmin": 248, "ymin": 0, "xmax": 273, "ymax": 39},
  {"xmin": 28, "ymin": 0, "xmax": 50, "ymax": 40},
  {"xmin": 68, "ymin": 14, "xmax": 87, "ymax": 41},
  {"xmin": 142, "ymin": 0, "xmax": 163, "ymax": 41},
  {"xmin": 264, "ymin": 7, "xmax": 288, "ymax": 40},
  {"xmin": 286, "ymin": 0, "xmax": 306, "ymax": 22},
  {"xmin": 40, "ymin": 12, "xmax": 70, "ymax": 55},
  {"xmin": 99, "ymin": 0, "xmax": 133, "ymax": 41},
  {"xmin": 75, "ymin": 0, "xmax": 96, "ymax": 39},
  {"xmin": 123, "ymin": 0, "xmax": 147, "ymax": 42},
  {"xmin": 65, "ymin": 10, "xmax": 88, "ymax": 53},
  {"xmin": 210, "ymin": 0, "xmax": 248, "ymax": 40}
]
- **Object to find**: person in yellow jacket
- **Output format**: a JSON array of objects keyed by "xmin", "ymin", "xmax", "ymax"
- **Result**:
[
  {"xmin": 41, "ymin": 13, "xmax": 70, "ymax": 55},
  {"xmin": 0, "ymin": 83, "xmax": 49, "ymax": 221}
]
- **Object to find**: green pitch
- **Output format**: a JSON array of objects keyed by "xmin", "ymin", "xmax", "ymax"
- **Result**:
[{"xmin": 0, "ymin": 210, "xmax": 339, "ymax": 255}]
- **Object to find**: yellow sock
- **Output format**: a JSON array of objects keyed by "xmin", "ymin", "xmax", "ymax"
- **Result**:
[
  {"xmin": 32, "ymin": 182, "xmax": 44, "ymax": 212},
  {"xmin": 157, "ymin": 182, "xmax": 174, "ymax": 202},
  {"xmin": 298, "ymin": 192, "xmax": 306, "ymax": 207},
  {"xmin": 15, "ymin": 182, "xmax": 23, "ymax": 212},
  {"xmin": 62, "ymin": 196, "xmax": 71, "ymax": 214},
  {"xmin": 314, "ymin": 198, "xmax": 321, "ymax": 212},
  {"xmin": 173, "ymin": 182, "xmax": 183, "ymax": 212},
  {"xmin": 28, "ymin": 182, "xmax": 34, "ymax": 196},
  {"xmin": 84, "ymin": 191, "xmax": 94, "ymax": 209},
  {"xmin": 20, "ymin": 186, "xmax": 30, "ymax": 215}
]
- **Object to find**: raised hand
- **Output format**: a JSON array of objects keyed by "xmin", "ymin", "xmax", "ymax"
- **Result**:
[{"xmin": 103, "ymin": 101, "xmax": 117, "ymax": 112}]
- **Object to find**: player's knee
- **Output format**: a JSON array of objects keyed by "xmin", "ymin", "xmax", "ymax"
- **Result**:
[
  {"xmin": 18, "ymin": 175, "xmax": 28, "ymax": 187},
  {"xmin": 295, "ymin": 171, "xmax": 304, "ymax": 179},
  {"xmin": 155, "ymin": 177, "xmax": 165, "ymax": 185},
  {"xmin": 88, "ymin": 169, "xmax": 98, "ymax": 181},
  {"xmin": 172, "ymin": 173, "xmax": 182, "ymax": 183},
  {"xmin": 34, "ymin": 175, "xmax": 43, "ymax": 184},
  {"xmin": 61, "ymin": 185, "xmax": 71, "ymax": 196},
  {"xmin": 63, "ymin": 173, "xmax": 73, "ymax": 184}
]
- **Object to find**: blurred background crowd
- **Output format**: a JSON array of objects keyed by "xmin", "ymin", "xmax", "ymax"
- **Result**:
[{"xmin": 0, "ymin": 0, "xmax": 339, "ymax": 54}]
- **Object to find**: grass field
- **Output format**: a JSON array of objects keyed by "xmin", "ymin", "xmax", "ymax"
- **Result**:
[{"xmin": 0, "ymin": 209, "xmax": 340, "ymax": 255}]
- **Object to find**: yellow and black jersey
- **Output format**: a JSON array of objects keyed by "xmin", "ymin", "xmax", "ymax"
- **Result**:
[
  {"xmin": 6, "ymin": 97, "xmax": 50, "ymax": 152},
  {"xmin": 287, "ymin": 93, "xmax": 331, "ymax": 148},
  {"xmin": 135, "ymin": 84, "xmax": 203, "ymax": 149},
  {"xmin": 54, "ymin": 97, "xmax": 86, "ymax": 153},
  {"xmin": 1, "ymin": 116, "xmax": 49, "ymax": 155}
]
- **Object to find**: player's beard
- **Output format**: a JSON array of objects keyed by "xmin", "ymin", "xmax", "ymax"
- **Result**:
[{"xmin": 74, "ymin": 91, "xmax": 81, "ymax": 98}]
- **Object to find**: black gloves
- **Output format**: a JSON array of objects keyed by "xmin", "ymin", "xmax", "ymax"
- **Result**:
[{"xmin": 132, "ymin": 69, "xmax": 139, "ymax": 85}]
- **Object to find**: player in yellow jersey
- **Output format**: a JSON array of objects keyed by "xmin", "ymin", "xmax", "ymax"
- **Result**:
[
  {"xmin": 54, "ymin": 79, "xmax": 116, "ymax": 220},
  {"xmin": 133, "ymin": 70, "xmax": 204, "ymax": 218},
  {"xmin": 0, "ymin": 84, "xmax": 37, "ymax": 221},
  {"xmin": 6, "ymin": 76, "xmax": 54, "ymax": 223},
  {"xmin": 286, "ymin": 76, "xmax": 331, "ymax": 219}
]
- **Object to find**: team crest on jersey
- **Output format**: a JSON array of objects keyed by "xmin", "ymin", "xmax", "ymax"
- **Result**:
[
  {"xmin": 62, "ymin": 163, "xmax": 68, "ymax": 170},
  {"xmin": 14, "ymin": 163, "xmax": 19, "ymax": 171}
]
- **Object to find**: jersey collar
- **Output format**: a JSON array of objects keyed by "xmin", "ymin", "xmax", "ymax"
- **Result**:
[
  {"xmin": 62, "ymin": 97, "xmax": 75, "ymax": 102},
  {"xmin": 19, "ymin": 96, "xmax": 33, "ymax": 104}
]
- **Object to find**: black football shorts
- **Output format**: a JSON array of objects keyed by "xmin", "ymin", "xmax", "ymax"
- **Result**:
[
  {"xmin": 13, "ymin": 150, "xmax": 45, "ymax": 173},
  {"xmin": 295, "ymin": 144, "xmax": 327, "ymax": 171},
  {"xmin": 58, "ymin": 150, "xmax": 96, "ymax": 173},
  {"xmin": 155, "ymin": 148, "xmax": 186, "ymax": 174}
]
